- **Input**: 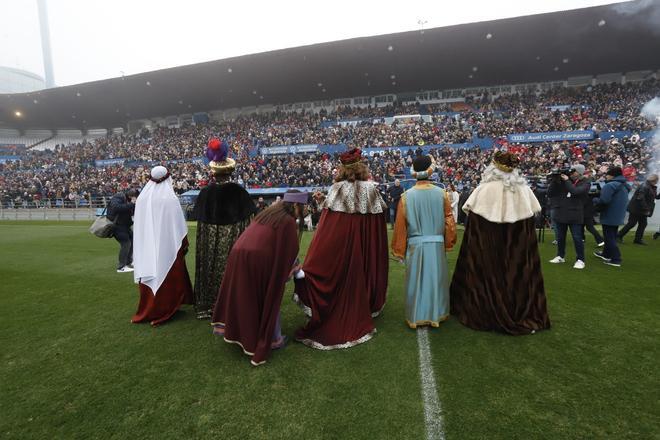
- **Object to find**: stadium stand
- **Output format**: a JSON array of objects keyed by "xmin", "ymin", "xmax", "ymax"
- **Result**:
[{"xmin": 0, "ymin": 78, "xmax": 657, "ymax": 209}]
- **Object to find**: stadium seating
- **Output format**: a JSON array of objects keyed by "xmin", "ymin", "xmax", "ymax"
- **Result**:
[{"xmin": 1, "ymin": 79, "xmax": 658, "ymax": 207}]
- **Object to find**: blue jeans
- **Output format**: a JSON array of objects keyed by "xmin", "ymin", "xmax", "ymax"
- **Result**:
[
  {"xmin": 602, "ymin": 224, "xmax": 621, "ymax": 264},
  {"xmin": 556, "ymin": 223, "xmax": 584, "ymax": 261}
]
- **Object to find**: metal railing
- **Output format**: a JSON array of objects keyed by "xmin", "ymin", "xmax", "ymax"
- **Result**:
[{"xmin": 0, "ymin": 196, "xmax": 111, "ymax": 210}]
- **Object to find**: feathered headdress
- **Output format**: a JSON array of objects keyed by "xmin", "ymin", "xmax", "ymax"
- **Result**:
[{"xmin": 206, "ymin": 138, "xmax": 236, "ymax": 175}]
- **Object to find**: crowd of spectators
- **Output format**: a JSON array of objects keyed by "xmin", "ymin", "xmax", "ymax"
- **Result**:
[{"xmin": 1, "ymin": 79, "xmax": 658, "ymax": 207}]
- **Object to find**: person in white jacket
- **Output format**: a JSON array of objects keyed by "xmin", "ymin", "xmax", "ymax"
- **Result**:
[{"xmin": 448, "ymin": 183, "xmax": 460, "ymax": 222}]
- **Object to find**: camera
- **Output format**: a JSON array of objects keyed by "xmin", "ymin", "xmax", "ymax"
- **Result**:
[{"xmin": 548, "ymin": 168, "xmax": 572, "ymax": 177}]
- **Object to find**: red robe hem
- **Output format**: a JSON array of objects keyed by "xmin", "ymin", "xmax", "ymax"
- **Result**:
[{"xmin": 132, "ymin": 237, "xmax": 193, "ymax": 326}]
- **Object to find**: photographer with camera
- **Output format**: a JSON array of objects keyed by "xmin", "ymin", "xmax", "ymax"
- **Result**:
[{"xmin": 547, "ymin": 164, "xmax": 590, "ymax": 269}]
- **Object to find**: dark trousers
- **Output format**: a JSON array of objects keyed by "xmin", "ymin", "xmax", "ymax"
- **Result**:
[
  {"xmin": 391, "ymin": 202, "xmax": 400, "ymax": 226},
  {"xmin": 113, "ymin": 226, "xmax": 133, "ymax": 269},
  {"xmin": 618, "ymin": 213, "xmax": 648, "ymax": 243},
  {"xmin": 602, "ymin": 224, "xmax": 621, "ymax": 263},
  {"xmin": 556, "ymin": 223, "xmax": 584, "ymax": 261},
  {"xmin": 584, "ymin": 216, "xmax": 603, "ymax": 244}
]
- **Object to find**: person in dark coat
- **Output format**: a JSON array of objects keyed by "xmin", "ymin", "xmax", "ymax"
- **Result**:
[
  {"xmin": 547, "ymin": 164, "xmax": 590, "ymax": 269},
  {"xmin": 457, "ymin": 183, "xmax": 474, "ymax": 226},
  {"xmin": 594, "ymin": 167, "xmax": 631, "ymax": 267},
  {"xmin": 107, "ymin": 188, "xmax": 138, "ymax": 273},
  {"xmin": 387, "ymin": 179, "xmax": 404, "ymax": 228},
  {"xmin": 618, "ymin": 174, "xmax": 659, "ymax": 245},
  {"xmin": 584, "ymin": 176, "xmax": 604, "ymax": 247}
]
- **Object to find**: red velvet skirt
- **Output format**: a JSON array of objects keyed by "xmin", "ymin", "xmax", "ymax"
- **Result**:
[{"xmin": 132, "ymin": 239, "xmax": 193, "ymax": 326}]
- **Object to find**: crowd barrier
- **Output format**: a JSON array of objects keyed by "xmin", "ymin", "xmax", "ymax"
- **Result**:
[{"xmin": 0, "ymin": 197, "xmax": 111, "ymax": 210}]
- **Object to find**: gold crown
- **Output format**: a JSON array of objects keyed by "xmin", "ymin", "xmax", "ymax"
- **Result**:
[{"xmin": 209, "ymin": 158, "xmax": 236, "ymax": 175}]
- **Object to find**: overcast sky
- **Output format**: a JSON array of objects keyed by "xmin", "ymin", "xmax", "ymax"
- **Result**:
[{"xmin": 0, "ymin": 0, "xmax": 627, "ymax": 87}]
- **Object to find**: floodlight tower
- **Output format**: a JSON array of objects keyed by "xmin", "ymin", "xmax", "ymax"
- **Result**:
[{"xmin": 36, "ymin": 0, "xmax": 55, "ymax": 88}]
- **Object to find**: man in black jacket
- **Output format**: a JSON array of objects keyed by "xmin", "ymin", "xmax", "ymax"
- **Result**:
[
  {"xmin": 387, "ymin": 179, "xmax": 404, "ymax": 229},
  {"xmin": 584, "ymin": 176, "xmax": 604, "ymax": 247},
  {"xmin": 547, "ymin": 164, "xmax": 590, "ymax": 269},
  {"xmin": 107, "ymin": 188, "xmax": 138, "ymax": 273},
  {"xmin": 618, "ymin": 174, "xmax": 659, "ymax": 245}
]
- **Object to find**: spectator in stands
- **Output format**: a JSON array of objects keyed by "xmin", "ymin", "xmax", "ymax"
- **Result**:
[
  {"xmin": 255, "ymin": 196, "xmax": 267, "ymax": 212},
  {"xmin": 107, "ymin": 187, "xmax": 138, "ymax": 273}
]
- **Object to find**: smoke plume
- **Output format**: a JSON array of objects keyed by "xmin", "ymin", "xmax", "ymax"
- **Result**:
[
  {"xmin": 611, "ymin": 0, "xmax": 660, "ymax": 36},
  {"xmin": 641, "ymin": 97, "xmax": 660, "ymax": 174}
]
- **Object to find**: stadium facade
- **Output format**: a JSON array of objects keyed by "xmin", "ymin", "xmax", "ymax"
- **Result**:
[
  {"xmin": 1, "ymin": 2, "xmax": 659, "ymax": 133},
  {"xmin": 0, "ymin": 67, "xmax": 46, "ymax": 94}
]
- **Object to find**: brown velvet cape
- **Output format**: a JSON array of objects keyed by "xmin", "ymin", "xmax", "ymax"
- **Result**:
[{"xmin": 450, "ymin": 213, "xmax": 551, "ymax": 335}]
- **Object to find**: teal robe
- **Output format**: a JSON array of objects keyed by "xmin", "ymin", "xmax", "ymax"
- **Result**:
[{"xmin": 396, "ymin": 184, "xmax": 452, "ymax": 328}]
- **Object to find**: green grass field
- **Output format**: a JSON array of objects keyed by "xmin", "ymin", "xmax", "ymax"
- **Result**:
[{"xmin": 1, "ymin": 221, "xmax": 659, "ymax": 439}]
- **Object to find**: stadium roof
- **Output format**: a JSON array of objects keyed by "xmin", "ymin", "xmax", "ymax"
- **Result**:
[{"xmin": 2, "ymin": 1, "xmax": 660, "ymax": 130}]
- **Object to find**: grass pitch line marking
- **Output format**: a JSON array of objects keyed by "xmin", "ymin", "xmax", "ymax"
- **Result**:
[{"xmin": 417, "ymin": 328, "xmax": 445, "ymax": 440}]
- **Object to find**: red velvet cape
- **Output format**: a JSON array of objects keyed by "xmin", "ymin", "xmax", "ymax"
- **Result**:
[
  {"xmin": 211, "ymin": 219, "xmax": 299, "ymax": 365},
  {"xmin": 132, "ymin": 237, "xmax": 194, "ymax": 326},
  {"xmin": 294, "ymin": 209, "xmax": 388, "ymax": 349}
]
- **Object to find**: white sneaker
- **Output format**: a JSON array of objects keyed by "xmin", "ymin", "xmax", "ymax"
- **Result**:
[
  {"xmin": 573, "ymin": 260, "xmax": 585, "ymax": 270},
  {"xmin": 597, "ymin": 242, "xmax": 605, "ymax": 247},
  {"xmin": 549, "ymin": 256, "xmax": 565, "ymax": 264},
  {"xmin": 117, "ymin": 266, "xmax": 134, "ymax": 273}
]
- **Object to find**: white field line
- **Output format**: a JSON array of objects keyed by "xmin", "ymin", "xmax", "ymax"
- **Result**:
[{"xmin": 417, "ymin": 328, "xmax": 446, "ymax": 440}]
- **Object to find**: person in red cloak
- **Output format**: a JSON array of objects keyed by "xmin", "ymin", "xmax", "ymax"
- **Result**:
[
  {"xmin": 293, "ymin": 148, "xmax": 389, "ymax": 349},
  {"xmin": 211, "ymin": 190, "xmax": 308, "ymax": 366},
  {"xmin": 132, "ymin": 166, "xmax": 194, "ymax": 326}
]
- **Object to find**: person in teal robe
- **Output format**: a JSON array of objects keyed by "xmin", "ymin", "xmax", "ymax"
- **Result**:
[{"xmin": 391, "ymin": 155, "xmax": 457, "ymax": 328}]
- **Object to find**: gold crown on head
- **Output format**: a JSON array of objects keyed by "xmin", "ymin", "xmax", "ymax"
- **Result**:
[
  {"xmin": 209, "ymin": 158, "xmax": 236, "ymax": 175},
  {"xmin": 492, "ymin": 151, "xmax": 520, "ymax": 173}
]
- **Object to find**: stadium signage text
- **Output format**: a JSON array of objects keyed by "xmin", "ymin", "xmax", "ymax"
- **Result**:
[
  {"xmin": 507, "ymin": 130, "xmax": 595, "ymax": 143},
  {"xmin": 547, "ymin": 105, "xmax": 572, "ymax": 112},
  {"xmin": 0, "ymin": 155, "xmax": 20, "ymax": 163},
  {"xmin": 94, "ymin": 158, "xmax": 126, "ymax": 167},
  {"xmin": 260, "ymin": 144, "xmax": 319, "ymax": 155}
]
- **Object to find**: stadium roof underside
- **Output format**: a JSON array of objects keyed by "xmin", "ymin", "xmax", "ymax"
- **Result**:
[{"xmin": 2, "ymin": 1, "xmax": 660, "ymax": 130}]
